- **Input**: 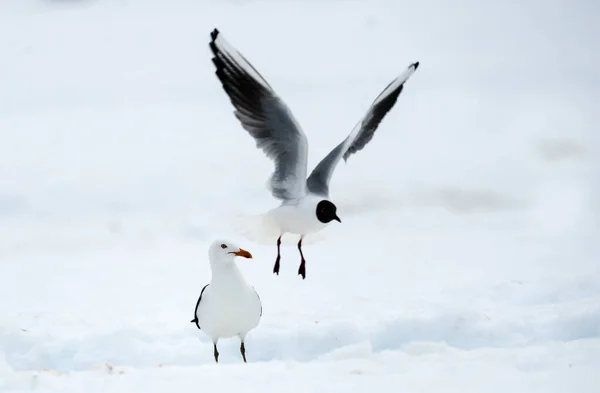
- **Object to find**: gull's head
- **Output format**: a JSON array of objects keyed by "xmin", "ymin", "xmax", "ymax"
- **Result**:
[
  {"xmin": 208, "ymin": 239, "xmax": 253, "ymax": 267},
  {"xmin": 316, "ymin": 200, "xmax": 341, "ymax": 224}
]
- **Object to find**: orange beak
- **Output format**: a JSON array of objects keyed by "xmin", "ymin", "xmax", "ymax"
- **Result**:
[{"xmin": 230, "ymin": 248, "xmax": 252, "ymax": 259}]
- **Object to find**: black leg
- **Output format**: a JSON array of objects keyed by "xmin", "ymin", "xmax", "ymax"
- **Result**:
[
  {"xmin": 273, "ymin": 236, "xmax": 282, "ymax": 275},
  {"xmin": 240, "ymin": 341, "xmax": 247, "ymax": 363},
  {"xmin": 213, "ymin": 343, "xmax": 219, "ymax": 363},
  {"xmin": 297, "ymin": 237, "xmax": 306, "ymax": 279}
]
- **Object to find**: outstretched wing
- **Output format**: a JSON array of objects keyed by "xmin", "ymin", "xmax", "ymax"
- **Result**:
[
  {"xmin": 190, "ymin": 284, "xmax": 209, "ymax": 330},
  {"xmin": 209, "ymin": 28, "xmax": 309, "ymax": 201},
  {"xmin": 306, "ymin": 62, "xmax": 420, "ymax": 197}
]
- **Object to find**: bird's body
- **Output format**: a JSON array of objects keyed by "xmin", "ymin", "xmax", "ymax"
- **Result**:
[
  {"xmin": 208, "ymin": 28, "xmax": 419, "ymax": 279},
  {"xmin": 269, "ymin": 194, "xmax": 328, "ymax": 236},
  {"xmin": 195, "ymin": 269, "xmax": 261, "ymax": 340},
  {"xmin": 191, "ymin": 240, "xmax": 261, "ymax": 363}
]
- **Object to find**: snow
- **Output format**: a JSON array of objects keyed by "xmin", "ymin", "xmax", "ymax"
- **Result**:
[{"xmin": 0, "ymin": 0, "xmax": 599, "ymax": 392}]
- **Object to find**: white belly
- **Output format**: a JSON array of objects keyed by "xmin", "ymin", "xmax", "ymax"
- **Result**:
[
  {"xmin": 196, "ymin": 285, "xmax": 261, "ymax": 341},
  {"xmin": 269, "ymin": 196, "xmax": 328, "ymax": 235}
]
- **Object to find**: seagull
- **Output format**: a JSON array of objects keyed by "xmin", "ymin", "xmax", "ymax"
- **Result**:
[
  {"xmin": 191, "ymin": 239, "xmax": 262, "ymax": 363},
  {"xmin": 208, "ymin": 28, "xmax": 419, "ymax": 280}
]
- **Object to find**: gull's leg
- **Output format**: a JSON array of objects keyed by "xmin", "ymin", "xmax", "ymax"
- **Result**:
[
  {"xmin": 273, "ymin": 236, "xmax": 282, "ymax": 275},
  {"xmin": 238, "ymin": 333, "xmax": 248, "ymax": 363},
  {"xmin": 297, "ymin": 236, "xmax": 306, "ymax": 279},
  {"xmin": 213, "ymin": 341, "xmax": 219, "ymax": 363},
  {"xmin": 240, "ymin": 341, "xmax": 247, "ymax": 363}
]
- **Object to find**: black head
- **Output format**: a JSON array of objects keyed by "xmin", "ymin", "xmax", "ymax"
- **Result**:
[{"xmin": 316, "ymin": 200, "xmax": 341, "ymax": 224}]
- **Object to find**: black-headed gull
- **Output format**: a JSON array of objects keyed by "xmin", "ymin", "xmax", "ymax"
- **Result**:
[
  {"xmin": 191, "ymin": 239, "xmax": 262, "ymax": 363},
  {"xmin": 208, "ymin": 28, "xmax": 419, "ymax": 279}
]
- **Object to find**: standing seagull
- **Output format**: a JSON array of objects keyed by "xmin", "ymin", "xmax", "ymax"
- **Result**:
[
  {"xmin": 191, "ymin": 239, "xmax": 262, "ymax": 363},
  {"xmin": 208, "ymin": 28, "xmax": 419, "ymax": 279}
]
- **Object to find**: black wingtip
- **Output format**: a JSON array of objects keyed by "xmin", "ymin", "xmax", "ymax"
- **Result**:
[
  {"xmin": 412, "ymin": 61, "xmax": 419, "ymax": 70},
  {"xmin": 190, "ymin": 318, "xmax": 197, "ymax": 323},
  {"xmin": 209, "ymin": 29, "xmax": 220, "ymax": 57}
]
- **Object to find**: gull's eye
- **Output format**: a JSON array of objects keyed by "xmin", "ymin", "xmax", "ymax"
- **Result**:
[{"xmin": 220, "ymin": 244, "xmax": 227, "ymax": 249}]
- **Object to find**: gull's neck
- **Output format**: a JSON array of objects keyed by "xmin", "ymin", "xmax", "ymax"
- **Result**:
[{"xmin": 210, "ymin": 261, "xmax": 247, "ymax": 288}]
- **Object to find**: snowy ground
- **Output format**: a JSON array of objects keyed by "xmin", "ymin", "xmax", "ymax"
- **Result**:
[{"xmin": 1, "ymin": 0, "xmax": 599, "ymax": 392}]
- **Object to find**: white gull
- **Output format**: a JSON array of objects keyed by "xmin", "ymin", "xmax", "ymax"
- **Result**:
[
  {"xmin": 208, "ymin": 28, "xmax": 420, "ymax": 279},
  {"xmin": 191, "ymin": 239, "xmax": 262, "ymax": 363}
]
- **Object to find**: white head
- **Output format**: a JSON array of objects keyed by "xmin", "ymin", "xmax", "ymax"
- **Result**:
[{"xmin": 208, "ymin": 239, "xmax": 253, "ymax": 269}]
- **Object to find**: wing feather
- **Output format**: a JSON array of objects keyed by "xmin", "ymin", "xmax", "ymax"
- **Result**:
[
  {"xmin": 306, "ymin": 62, "xmax": 420, "ymax": 197},
  {"xmin": 210, "ymin": 29, "xmax": 309, "ymax": 201},
  {"xmin": 190, "ymin": 283, "xmax": 210, "ymax": 330}
]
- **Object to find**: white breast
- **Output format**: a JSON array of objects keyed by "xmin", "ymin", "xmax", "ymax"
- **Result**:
[
  {"xmin": 269, "ymin": 195, "xmax": 328, "ymax": 235},
  {"xmin": 196, "ymin": 273, "xmax": 261, "ymax": 341}
]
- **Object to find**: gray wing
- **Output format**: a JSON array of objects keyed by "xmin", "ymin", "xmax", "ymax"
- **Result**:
[
  {"xmin": 209, "ymin": 29, "xmax": 309, "ymax": 201},
  {"xmin": 306, "ymin": 62, "xmax": 420, "ymax": 197},
  {"xmin": 190, "ymin": 283, "xmax": 209, "ymax": 330}
]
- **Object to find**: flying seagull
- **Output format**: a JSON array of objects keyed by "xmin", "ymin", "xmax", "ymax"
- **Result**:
[
  {"xmin": 208, "ymin": 28, "xmax": 419, "ymax": 279},
  {"xmin": 191, "ymin": 239, "xmax": 262, "ymax": 363}
]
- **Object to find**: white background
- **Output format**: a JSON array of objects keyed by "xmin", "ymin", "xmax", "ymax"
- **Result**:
[{"xmin": 0, "ymin": 0, "xmax": 598, "ymax": 392}]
